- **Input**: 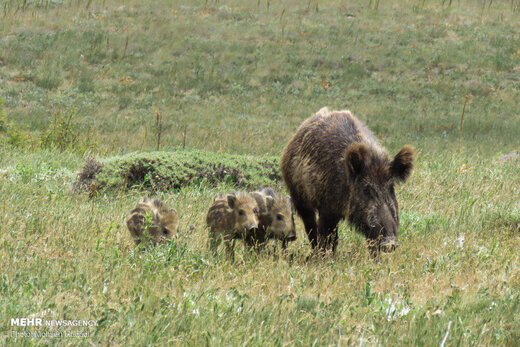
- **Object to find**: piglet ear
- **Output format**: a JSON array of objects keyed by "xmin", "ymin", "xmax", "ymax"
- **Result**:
[
  {"xmin": 265, "ymin": 196, "xmax": 275, "ymax": 210},
  {"xmin": 227, "ymin": 194, "xmax": 237, "ymax": 209},
  {"xmin": 262, "ymin": 187, "xmax": 276, "ymax": 197},
  {"xmin": 252, "ymin": 192, "xmax": 266, "ymax": 212},
  {"xmin": 345, "ymin": 143, "xmax": 369, "ymax": 180},
  {"xmin": 391, "ymin": 146, "xmax": 415, "ymax": 182}
]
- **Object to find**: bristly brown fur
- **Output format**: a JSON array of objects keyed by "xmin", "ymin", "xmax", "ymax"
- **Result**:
[
  {"xmin": 281, "ymin": 107, "xmax": 415, "ymax": 255},
  {"xmin": 126, "ymin": 198, "xmax": 179, "ymax": 246},
  {"xmin": 206, "ymin": 192, "xmax": 260, "ymax": 259},
  {"xmin": 248, "ymin": 188, "xmax": 296, "ymax": 249},
  {"xmin": 391, "ymin": 146, "xmax": 415, "ymax": 182}
]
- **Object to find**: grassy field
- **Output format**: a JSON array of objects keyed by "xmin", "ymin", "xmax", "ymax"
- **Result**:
[{"xmin": 1, "ymin": 0, "xmax": 520, "ymax": 345}]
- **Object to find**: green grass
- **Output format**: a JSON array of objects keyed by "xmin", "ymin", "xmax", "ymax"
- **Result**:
[{"xmin": 1, "ymin": 0, "xmax": 520, "ymax": 345}]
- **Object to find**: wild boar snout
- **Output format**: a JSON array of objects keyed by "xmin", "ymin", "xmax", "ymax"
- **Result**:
[
  {"xmin": 380, "ymin": 236, "xmax": 398, "ymax": 253},
  {"xmin": 286, "ymin": 230, "xmax": 297, "ymax": 241}
]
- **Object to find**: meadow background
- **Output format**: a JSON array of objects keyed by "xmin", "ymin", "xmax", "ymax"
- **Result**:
[{"xmin": 1, "ymin": 0, "xmax": 519, "ymax": 344}]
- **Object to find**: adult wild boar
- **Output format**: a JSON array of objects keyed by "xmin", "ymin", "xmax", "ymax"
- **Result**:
[{"xmin": 281, "ymin": 107, "xmax": 415, "ymax": 255}]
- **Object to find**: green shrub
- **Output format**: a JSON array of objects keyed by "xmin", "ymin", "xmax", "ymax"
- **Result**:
[
  {"xmin": 75, "ymin": 149, "xmax": 282, "ymax": 193},
  {"xmin": 39, "ymin": 108, "xmax": 96, "ymax": 152},
  {"xmin": 40, "ymin": 109, "xmax": 80, "ymax": 150}
]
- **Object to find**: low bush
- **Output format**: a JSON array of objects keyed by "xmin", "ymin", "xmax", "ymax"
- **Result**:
[{"xmin": 75, "ymin": 149, "xmax": 282, "ymax": 193}]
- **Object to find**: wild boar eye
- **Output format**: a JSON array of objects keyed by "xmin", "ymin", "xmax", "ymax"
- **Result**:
[
  {"xmin": 238, "ymin": 209, "xmax": 245, "ymax": 216},
  {"xmin": 389, "ymin": 184, "xmax": 395, "ymax": 195},
  {"xmin": 162, "ymin": 228, "xmax": 169, "ymax": 235},
  {"xmin": 253, "ymin": 208, "xmax": 259, "ymax": 215},
  {"xmin": 363, "ymin": 186, "xmax": 372, "ymax": 196},
  {"xmin": 276, "ymin": 214, "xmax": 284, "ymax": 221}
]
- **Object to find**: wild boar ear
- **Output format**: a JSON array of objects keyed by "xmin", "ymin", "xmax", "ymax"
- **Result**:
[
  {"xmin": 263, "ymin": 187, "xmax": 276, "ymax": 197},
  {"xmin": 391, "ymin": 145, "xmax": 415, "ymax": 183},
  {"xmin": 265, "ymin": 196, "xmax": 275, "ymax": 210},
  {"xmin": 252, "ymin": 192, "xmax": 265, "ymax": 209},
  {"xmin": 345, "ymin": 143, "xmax": 369, "ymax": 180},
  {"xmin": 227, "ymin": 194, "xmax": 237, "ymax": 209},
  {"xmin": 152, "ymin": 198, "xmax": 163, "ymax": 208}
]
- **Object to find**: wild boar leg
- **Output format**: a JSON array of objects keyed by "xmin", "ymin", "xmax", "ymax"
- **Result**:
[
  {"xmin": 223, "ymin": 238, "xmax": 235, "ymax": 260},
  {"xmin": 208, "ymin": 230, "xmax": 222, "ymax": 255},
  {"xmin": 294, "ymin": 203, "xmax": 318, "ymax": 248},
  {"xmin": 317, "ymin": 212, "xmax": 341, "ymax": 252}
]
